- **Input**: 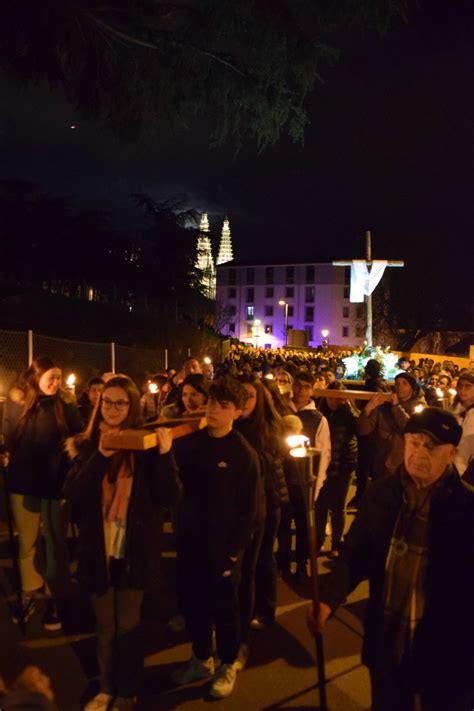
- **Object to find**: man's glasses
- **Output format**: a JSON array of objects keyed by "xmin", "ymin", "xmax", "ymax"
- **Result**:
[{"xmin": 102, "ymin": 398, "xmax": 129, "ymax": 410}]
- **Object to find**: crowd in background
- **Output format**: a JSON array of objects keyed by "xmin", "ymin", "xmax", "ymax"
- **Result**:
[{"xmin": 0, "ymin": 346, "xmax": 473, "ymax": 710}]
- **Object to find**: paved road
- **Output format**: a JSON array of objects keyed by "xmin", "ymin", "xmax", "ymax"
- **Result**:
[{"xmin": 1, "ymin": 513, "xmax": 371, "ymax": 711}]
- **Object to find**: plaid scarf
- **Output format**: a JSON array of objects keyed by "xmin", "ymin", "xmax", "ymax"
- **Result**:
[{"xmin": 382, "ymin": 471, "xmax": 438, "ymax": 668}]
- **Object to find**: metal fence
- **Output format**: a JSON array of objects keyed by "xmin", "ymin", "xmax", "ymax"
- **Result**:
[{"xmin": 0, "ymin": 329, "xmax": 178, "ymax": 396}]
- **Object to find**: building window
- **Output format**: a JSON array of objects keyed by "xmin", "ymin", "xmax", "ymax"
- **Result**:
[
  {"xmin": 342, "ymin": 326, "xmax": 349, "ymax": 338},
  {"xmin": 305, "ymin": 286, "xmax": 315, "ymax": 303},
  {"xmin": 228, "ymin": 287, "xmax": 236, "ymax": 298},
  {"xmin": 288, "ymin": 306, "xmax": 294, "ymax": 317},
  {"xmin": 286, "ymin": 266, "xmax": 294, "ymax": 284},
  {"xmin": 246, "ymin": 267, "xmax": 254, "ymax": 284},
  {"xmin": 306, "ymin": 265, "xmax": 315, "ymax": 283},
  {"xmin": 228, "ymin": 305, "xmax": 237, "ymax": 316},
  {"xmin": 264, "ymin": 305, "xmax": 274, "ymax": 317},
  {"xmin": 229, "ymin": 323, "xmax": 235, "ymax": 333},
  {"xmin": 228, "ymin": 268, "xmax": 236, "ymax": 285},
  {"xmin": 344, "ymin": 286, "xmax": 350, "ymax": 299},
  {"xmin": 265, "ymin": 324, "xmax": 273, "ymax": 334},
  {"xmin": 265, "ymin": 266, "xmax": 274, "ymax": 284},
  {"xmin": 246, "ymin": 287, "xmax": 254, "ymax": 302},
  {"xmin": 305, "ymin": 326, "xmax": 313, "ymax": 342},
  {"xmin": 343, "ymin": 306, "xmax": 349, "ymax": 318},
  {"xmin": 246, "ymin": 306, "xmax": 254, "ymax": 319},
  {"xmin": 344, "ymin": 266, "xmax": 350, "ymax": 284},
  {"xmin": 265, "ymin": 286, "xmax": 274, "ymax": 298},
  {"xmin": 305, "ymin": 306, "xmax": 314, "ymax": 321},
  {"xmin": 285, "ymin": 286, "xmax": 294, "ymax": 298}
]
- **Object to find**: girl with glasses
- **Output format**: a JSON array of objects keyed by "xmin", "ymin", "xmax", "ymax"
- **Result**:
[{"xmin": 64, "ymin": 376, "xmax": 181, "ymax": 711}]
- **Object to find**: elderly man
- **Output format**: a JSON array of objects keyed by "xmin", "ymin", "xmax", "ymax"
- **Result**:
[{"xmin": 314, "ymin": 408, "xmax": 474, "ymax": 711}]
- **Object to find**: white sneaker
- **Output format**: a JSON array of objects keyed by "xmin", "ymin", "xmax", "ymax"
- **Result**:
[
  {"xmin": 234, "ymin": 644, "xmax": 249, "ymax": 672},
  {"xmin": 209, "ymin": 663, "xmax": 237, "ymax": 698},
  {"xmin": 83, "ymin": 693, "xmax": 113, "ymax": 710},
  {"xmin": 172, "ymin": 655, "xmax": 215, "ymax": 686}
]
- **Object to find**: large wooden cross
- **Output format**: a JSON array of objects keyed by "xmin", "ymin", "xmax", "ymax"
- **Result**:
[{"xmin": 333, "ymin": 231, "xmax": 404, "ymax": 347}]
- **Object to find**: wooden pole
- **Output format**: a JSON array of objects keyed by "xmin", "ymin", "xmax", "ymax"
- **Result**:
[
  {"xmin": 307, "ymin": 453, "xmax": 328, "ymax": 710},
  {"xmin": 366, "ymin": 230, "xmax": 373, "ymax": 347},
  {"xmin": 27, "ymin": 329, "xmax": 33, "ymax": 365}
]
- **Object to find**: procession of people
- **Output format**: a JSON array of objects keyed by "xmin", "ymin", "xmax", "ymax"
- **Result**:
[{"xmin": 0, "ymin": 347, "xmax": 473, "ymax": 711}]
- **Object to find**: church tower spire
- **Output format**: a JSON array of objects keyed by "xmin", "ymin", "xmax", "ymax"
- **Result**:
[
  {"xmin": 216, "ymin": 217, "xmax": 233, "ymax": 265},
  {"xmin": 195, "ymin": 212, "xmax": 216, "ymax": 299}
]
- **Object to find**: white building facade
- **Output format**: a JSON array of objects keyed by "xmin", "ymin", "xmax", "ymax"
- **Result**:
[{"xmin": 216, "ymin": 261, "xmax": 364, "ymax": 349}]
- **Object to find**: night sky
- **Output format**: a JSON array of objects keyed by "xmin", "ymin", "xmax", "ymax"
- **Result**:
[{"xmin": 1, "ymin": 0, "xmax": 472, "ymax": 318}]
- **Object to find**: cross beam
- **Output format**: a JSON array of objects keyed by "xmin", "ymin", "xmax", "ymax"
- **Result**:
[{"xmin": 333, "ymin": 231, "xmax": 404, "ymax": 347}]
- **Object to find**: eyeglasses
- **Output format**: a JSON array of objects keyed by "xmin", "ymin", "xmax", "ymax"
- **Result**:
[{"xmin": 102, "ymin": 398, "xmax": 130, "ymax": 410}]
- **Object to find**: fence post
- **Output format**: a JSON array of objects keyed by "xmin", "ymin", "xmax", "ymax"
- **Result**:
[
  {"xmin": 27, "ymin": 330, "xmax": 33, "ymax": 365},
  {"xmin": 164, "ymin": 349, "xmax": 168, "ymax": 371},
  {"xmin": 111, "ymin": 342, "xmax": 116, "ymax": 374}
]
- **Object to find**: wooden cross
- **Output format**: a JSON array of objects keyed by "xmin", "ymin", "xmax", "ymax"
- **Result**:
[{"xmin": 333, "ymin": 230, "xmax": 404, "ymax": 347}]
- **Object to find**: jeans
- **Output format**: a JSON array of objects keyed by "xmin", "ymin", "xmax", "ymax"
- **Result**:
[
  {"xmin": 90, "ymin": 578, "xmax": 144, "ymax": 697},
  {"xmin": 10, "ymin": 494, "xmax": 71, "ymax": 596}
]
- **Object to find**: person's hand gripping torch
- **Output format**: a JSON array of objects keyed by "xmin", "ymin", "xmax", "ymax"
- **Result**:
[{"xmin": 287, "ymin": 434, "xmax": 328, "ymax": 711}]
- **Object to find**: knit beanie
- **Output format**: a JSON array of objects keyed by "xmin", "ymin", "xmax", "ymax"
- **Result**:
[{"xmin": 395, "ymin": 371, "xmax": 418, "ymax": 396}]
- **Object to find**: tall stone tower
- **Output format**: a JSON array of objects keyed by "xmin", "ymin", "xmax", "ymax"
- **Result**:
[
  {"xmin": 195, "ymin": 212, "xmax": 216, "ymax": 299},
  {"xmin": 216, "ymin": 217, "xmax": 234, "ymax": 265}
]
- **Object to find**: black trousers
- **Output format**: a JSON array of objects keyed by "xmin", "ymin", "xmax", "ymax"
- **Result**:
[
  {"xmin": 277, "ymin": 485, "xmax": 308, "ymax": 572},
  {"xmin": 370, "ymin": 665, "xmax": 473, "ymax": 711},
  {"xmin": 254, "ymin": 506, "xmax": 281, "ymax": 623},
  {"xmin": 315, "ymin": 471, "xmax": 352, "ymax": 549},
  {"xmin": 239, "ymin": 523, "xmax": 264, "ymax": 643},
  {"xmin": 178, "ymin": 551, "xmax": 241, "ymax": 664}
]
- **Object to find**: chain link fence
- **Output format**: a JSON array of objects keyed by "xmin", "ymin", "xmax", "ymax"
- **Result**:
[{"xmin": 0, "ymin": 330, "xmax": 193, "ymax": 397}]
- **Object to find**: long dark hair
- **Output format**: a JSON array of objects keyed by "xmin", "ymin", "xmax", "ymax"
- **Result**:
[
  {"xmin": 176, "ymin": 373, "xmax": 209, "ymax": 414},
  {"xmin": 235, "ymin": 375, "xmax": 284, "ymax": 456},
  {"xmin": 83, "ymin": 376, "xmax": 142, "ymax": 482},
  {"xmin": 15, "ymin": 356, "xmax": 67, "ymax": 437}
]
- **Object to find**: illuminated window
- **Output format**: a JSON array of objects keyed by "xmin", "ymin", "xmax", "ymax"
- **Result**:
[
  {"xmin": 246, "ymin": 306, "xmax": 254, "ymax": 320},
  {"xmin": 265, "ymin": 324, "xmax": 273, "ymax": 334}
]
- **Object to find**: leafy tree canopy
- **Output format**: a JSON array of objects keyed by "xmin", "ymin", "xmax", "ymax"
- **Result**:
[{"xmin": 0, "ymin": 0, "xmax": 409, "ymax": 148}]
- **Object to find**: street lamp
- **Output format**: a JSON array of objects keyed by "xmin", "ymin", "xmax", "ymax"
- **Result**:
[
  {"xmin": 279, "ymin": 300, "xmax": 289, "ymax": 346},
  {"xmin": 321, "ymin": 328, "xmax": 329, "ymax": 350}
]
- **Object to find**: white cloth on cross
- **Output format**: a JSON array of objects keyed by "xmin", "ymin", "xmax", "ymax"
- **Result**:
[{"xmin": 350, "ymin": 260, "xmax": 388, "ymax": 303}]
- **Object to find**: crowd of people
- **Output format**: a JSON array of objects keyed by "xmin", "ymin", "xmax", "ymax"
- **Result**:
[{"xmin": 0, "ymin": 347, "xmax": 473, "ymax": 711}]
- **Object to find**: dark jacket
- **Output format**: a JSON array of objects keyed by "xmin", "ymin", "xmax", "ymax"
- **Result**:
[
  {"xmin": 174, "ymin": 428, "xmax": 259, "ymax": 581},
  {"xmin": 63, "ymin": 439, "xmax": 181, "ymax": 595},
  {"xmin": 4, "ymin": 392, "xmax": 84, "ymax": 499},
  {"xmin": 319, "ymin": 466, "xmax": 474, "ymax": 694},
  {"xmin": 319, "ymin": 401, "xmax": 358, "ymax": 477}
]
